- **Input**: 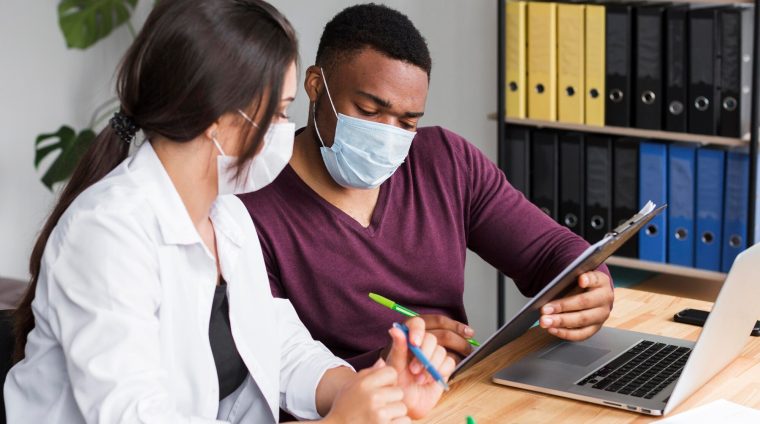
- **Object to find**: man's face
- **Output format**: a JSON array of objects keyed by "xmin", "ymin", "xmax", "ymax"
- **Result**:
[{"xmin": 308, "ymin": 48, "xmax": 429, "ymax": 147}]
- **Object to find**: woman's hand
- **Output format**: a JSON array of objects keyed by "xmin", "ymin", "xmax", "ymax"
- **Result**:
[
  {"xmin": 321, "ymin": 359, "xmax": 410, "ymax": 424},
  {"xmin": 385, "ymin": 316, "xmax": 456, "ymax": 420}
]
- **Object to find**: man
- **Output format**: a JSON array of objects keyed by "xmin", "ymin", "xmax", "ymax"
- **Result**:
[{"xmin": 240, "ymin": 3, "xmax": 614, "ymax": 370}]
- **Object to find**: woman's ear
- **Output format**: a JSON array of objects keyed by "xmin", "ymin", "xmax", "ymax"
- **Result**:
[
  {"xmin": 204, "ymin": 122, "xmax": 219, "ymax": 143},
  {"xmin": 304, "ymin": 65, "xmax": 323, "ymax": 103}
]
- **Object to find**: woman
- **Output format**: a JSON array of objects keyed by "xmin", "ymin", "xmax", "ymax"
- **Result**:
[{"xmin": 4, "ymin": 1, "xmax": 454, "ymax": 422}]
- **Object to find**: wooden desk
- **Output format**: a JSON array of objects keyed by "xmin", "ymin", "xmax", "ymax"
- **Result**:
[{"xmin": 420, "ymin": 288, "xmax": 760, "ymax": 423}]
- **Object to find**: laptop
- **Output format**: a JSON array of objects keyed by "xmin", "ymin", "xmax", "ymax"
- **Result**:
[{"xmin": 492, "ymin": 242, "xmax": 760, "ymax": 416}]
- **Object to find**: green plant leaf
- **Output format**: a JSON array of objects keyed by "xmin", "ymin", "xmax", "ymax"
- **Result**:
[
  {"xmin": 35, "ymin": 126, "xmax": 96, "ymax": 190},
  {"xmin": 58, "ymin": 0, "xmax": 138, "ymax": 49}
]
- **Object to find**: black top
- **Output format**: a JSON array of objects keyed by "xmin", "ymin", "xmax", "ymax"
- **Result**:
[{"xmin": 209, "ymin": 282, "xmax": 248, "ymax": 400}]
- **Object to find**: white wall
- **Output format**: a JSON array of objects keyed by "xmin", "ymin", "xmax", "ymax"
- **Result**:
[{"xmin": 0, "ymin": 0, "xmax": 522, "ymax": 337}]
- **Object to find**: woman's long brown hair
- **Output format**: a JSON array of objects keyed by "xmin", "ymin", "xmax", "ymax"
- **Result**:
[{"xmin": 13, "ymin": 0, "xmax": 298, "ymax": 362}]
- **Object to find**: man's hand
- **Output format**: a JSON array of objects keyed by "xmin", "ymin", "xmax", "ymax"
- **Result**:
[
  {"xmin": 539, "ymin": 271, "xmax": 614, "ymax": 341},
  {"xmin": 381, "ymin": 315, "xmax": 475, "ymax": 363}
]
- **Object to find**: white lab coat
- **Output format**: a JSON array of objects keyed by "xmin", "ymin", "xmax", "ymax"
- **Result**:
[{"xmin": 4, "ymin": 142, "xmax": 349, "ymax": 423}]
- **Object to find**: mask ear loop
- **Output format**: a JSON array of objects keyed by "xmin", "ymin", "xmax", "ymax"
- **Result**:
[
  {"xmin": 211, "ymin": 130, "xmax": 226, "ymax": 156},
  {"xmin": 312, "ymin": 102, "xmax": 329, "ymax": 148},
  {"xmin": 319, "ymin": 67, "xmax": 339, "ymax": 118},
  {"xmin": 237, "ymin": 109, "xmax": 261, "ymax": 129}
]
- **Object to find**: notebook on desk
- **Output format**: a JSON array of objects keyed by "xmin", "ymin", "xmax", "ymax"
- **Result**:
[{"xmin": 491, "ymin": 240, "xmax": 760, "ymax": 416}]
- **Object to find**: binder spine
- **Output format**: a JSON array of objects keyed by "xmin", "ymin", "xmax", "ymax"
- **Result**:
[
  {"xmin": 635, "ymin": 6, "xmax": 666, "ymax": 130},
  {"xmin": 665, "ymin": 5, "xmax": 689, "ymax": 133},
  {"xmin": 605, "ymin": 4, "xmax": 634, "ymax": 127}
]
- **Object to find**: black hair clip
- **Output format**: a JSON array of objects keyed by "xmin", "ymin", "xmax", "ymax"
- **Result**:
[{"xmin": 110, "ymin": 111, "xmax": 140, "ymax": 144}]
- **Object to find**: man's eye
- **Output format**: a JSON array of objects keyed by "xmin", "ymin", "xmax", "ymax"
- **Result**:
[{"xmin": 357, "ymin": 107, "xmax": 378, "ymax": 116}]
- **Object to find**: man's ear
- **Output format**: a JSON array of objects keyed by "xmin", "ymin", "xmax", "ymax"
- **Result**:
[{"xmin": 304, "ymin": 65, "xmax": 323, "ymax": 103}]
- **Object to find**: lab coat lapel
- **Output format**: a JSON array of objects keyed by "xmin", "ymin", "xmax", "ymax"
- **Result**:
[{"xmin": 214, "ymin": 197, "xmax": 281, "ymax": 420}]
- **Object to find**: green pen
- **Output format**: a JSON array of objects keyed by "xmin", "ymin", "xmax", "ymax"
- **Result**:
[
  {"xmin": 466, "ymin": 416, "xmax": 476, "ymax": 424},
  {"xmin": 369, "ymin": 292, "xmax": 481, "ymax": 347}
]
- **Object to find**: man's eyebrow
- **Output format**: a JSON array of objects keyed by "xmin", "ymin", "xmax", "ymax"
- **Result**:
[
  {"xmin": 404, "ymin": 111, "xmax": 425, "ymax": 118},
  {"xmin": 357, "ymin": 90, "xmax": 392, "ymax": 108},
  {"xmin": 356, "ymin": 90, "xmax": 425, "ymax": 118}
]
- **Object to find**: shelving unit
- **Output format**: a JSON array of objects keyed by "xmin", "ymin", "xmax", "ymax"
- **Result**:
[
  {"xmin": 605, "ymin": 256, "xmax": 726, "ymax": 282},
  {"xmin": 495, "ymin": 0, "xmax": 760, "ymax": 326}
]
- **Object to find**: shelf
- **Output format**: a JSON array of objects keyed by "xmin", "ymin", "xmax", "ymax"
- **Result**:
[
  {"xmin": 491, "ymin": 116, "xmax": 751, "ymax": 147},
  {"xmin": 605, "ymin": 256, "xmax": 727, "ymax": 282}
]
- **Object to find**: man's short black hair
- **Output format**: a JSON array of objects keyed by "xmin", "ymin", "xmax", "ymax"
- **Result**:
[{"xmin": 316, "ymin": 3, "xmax": 432, "ymax": 77}]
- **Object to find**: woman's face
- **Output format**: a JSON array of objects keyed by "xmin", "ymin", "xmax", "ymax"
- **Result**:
[{"xmin": 214, "ymin": 60, "xmax": 298, "ymax": 157}]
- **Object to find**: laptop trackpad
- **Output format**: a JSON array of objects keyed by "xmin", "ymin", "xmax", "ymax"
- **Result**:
[{"xmin": 539, "ymin": 343, "xmax": 611, "ymax": 367}]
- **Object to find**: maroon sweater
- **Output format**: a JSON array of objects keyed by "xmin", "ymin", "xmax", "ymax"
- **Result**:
[{"xmin": 239, "ymin": 126, "xmax": 610, "ymax": 370}]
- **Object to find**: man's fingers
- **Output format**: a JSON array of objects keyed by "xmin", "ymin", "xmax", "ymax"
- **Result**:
[
  {"xmin": 542, "ymin": 284, "xmax": 613, "ymax": 315},
  {"xmin": 547, "ymin": 324, "xmax": 602, "ymax": 341},
  {"xmin": 541, "ymin": 271, "xmax": 611, "ymax": 314},
  {"xmin": 428, "ymin": 329, "xmax": 473, "ymax": 357},
  {"xmin": 540, "ymin": 306, "xmax": 610, "ymax": 329},
  {"xmin": 580, "ymin": 271, "xmax": 607, "ymax": 289},
  {"xmin": 419, "ymin": 314, "xmax": 475, "ymax": 339}
]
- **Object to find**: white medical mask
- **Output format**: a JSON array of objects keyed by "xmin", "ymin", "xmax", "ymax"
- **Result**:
[
  {"xmin": 213, "ymin": 110, "xmax": 295, "ymax": 195},
  {"xmin": 313, "ymin": 69, "xmax": 416, "ymax": 189}
]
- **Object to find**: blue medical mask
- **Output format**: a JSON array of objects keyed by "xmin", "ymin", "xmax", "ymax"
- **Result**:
[{"xmin": 313, "ymin": 69, "xmax": 416, "ymax": 189}]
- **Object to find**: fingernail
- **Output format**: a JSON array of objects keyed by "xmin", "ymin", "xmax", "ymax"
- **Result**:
[
  {"xmin": 548, "ymin": 328, "xmax": 558, "ymax": 335},
  {"xmin": 464, "ymin": 326, "xmax": 474, "ymax": 336},
  {"xmin": 542, "ymin": 305, "xmax": 554, "ymax": 314},
  {"xmin": 413, "ymin": 335, "xmax": 422, "ymax": 346},
  {"xmin": 541, "ymin": 317, "xmax": 553, "ymax": 327}
]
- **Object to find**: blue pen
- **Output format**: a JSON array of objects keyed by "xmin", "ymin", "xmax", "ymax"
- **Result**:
[{"xmin": 393, "ymin": 322, "xmax": 450, "ymax": 392}]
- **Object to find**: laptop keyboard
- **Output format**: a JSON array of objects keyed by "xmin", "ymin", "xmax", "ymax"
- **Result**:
[{"xmin": 576, "ymin": 340, "xmax": 692, "ymax": 399}]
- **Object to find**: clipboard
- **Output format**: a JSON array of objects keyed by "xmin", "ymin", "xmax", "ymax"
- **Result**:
[{"xmin": 451, "ymin": 202, "xmax": 667, "ymax": 380}]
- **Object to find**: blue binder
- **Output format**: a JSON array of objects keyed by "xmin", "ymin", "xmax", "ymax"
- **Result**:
[
  {"xmin": 695, "ymin": 148, "xmax": 725, "ymax": 271},
  {"xmin": 667, "ymin": 144, "xmax": 697, "ymax": 266},
  {"xmin": 722, "ymin": 151, "xmax": 749, "ymax": 272},
  {"xmin": 639, "ymin": 142, "xmax": 668, "ymax": 262}
]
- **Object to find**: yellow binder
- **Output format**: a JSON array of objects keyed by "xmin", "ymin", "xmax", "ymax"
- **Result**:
[
  {"xmin": 585, "ymin": 4, "xmax": 606, "ymax": 126},
  {"xmin": 506, "ymin": 1, "xmax": 527, "ymax": 118},
  {"xmin": 558, "ymin": 3, "xmax": 585, "ymax": 124},
  {"xmin": 528, "ymin": 1, "xmax": 558, "ymax": 121}
]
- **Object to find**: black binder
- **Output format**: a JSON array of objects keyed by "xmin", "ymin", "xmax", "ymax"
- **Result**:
[
  {"xmin": 559, "ymin": 133, "xmax": 585, "ymax": 236},
  {"xmin": 613, "ymin": 138, "xmax": 640, "ymax": 258},
  {"xmin": 688, "ymin": 7, "xmax": 722, "ymax": 135},
  {"xmin": 635, "ymin": 4, "xmax": 667, "ymax": 130},
  {"xmin": 719, "ymin": 6, "xmax": 754, "ymax": 138},
  {"xmin": 584, "ymin": 135, "xmax": 613, "ymax": 243},
  {"xmin": 665, "ymin": 4, "xmax": 690, "ymax": 132},
  {"xmin": 530, "ymin": 130, "xmax": 559, "ymax": 220},
  {"xmin": 501, "ymin": 126, "xmax": 531, "ymax": 196},
  {"xmin": 606, "ymin": 3, "xmax": 635, "ymax": 127}
]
